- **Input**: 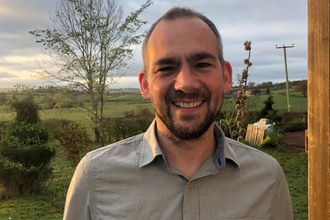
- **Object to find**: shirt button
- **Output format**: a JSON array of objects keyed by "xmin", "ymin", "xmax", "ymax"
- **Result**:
[{"xmin": 188, "ymin": 183, "xmax": 193, "ymax": 189}]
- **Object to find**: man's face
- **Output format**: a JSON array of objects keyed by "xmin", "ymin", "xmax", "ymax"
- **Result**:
[{"xmin": 139, "ymin": 17, "xmax": 232, "ymax": 141}]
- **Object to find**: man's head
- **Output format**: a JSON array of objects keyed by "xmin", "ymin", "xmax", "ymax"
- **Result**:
[
  {"xmin": 139, "ymin": 7, "xmax": 232, "ymax": 142},
  {"xmin": 142, "ymin": 7, "xmax": 225, "ymax": 72}
]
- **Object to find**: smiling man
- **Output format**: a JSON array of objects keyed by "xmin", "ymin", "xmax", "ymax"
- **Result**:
[{"xmin": 64, "ymin": 7, "xmax": 293, "ymax": 220}]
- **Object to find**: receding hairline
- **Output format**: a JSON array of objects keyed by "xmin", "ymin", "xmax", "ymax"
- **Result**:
[{"xmin": 142, "ymin": 7, "xmax": 225, "ymax": 72}]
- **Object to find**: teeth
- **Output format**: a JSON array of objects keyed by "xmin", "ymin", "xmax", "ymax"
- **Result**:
[{"xmin": 174, "ymin": 101, "xmax": 202, "ymax": 108}]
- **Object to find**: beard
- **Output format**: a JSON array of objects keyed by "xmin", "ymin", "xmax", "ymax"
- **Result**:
[{"xmin": 152, "ymin": 89, "xmax": 222, "ymax": 141}]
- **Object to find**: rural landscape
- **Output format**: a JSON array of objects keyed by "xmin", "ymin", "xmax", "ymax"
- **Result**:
[
  {"xmin": 0, "ymin": 81, "xmax": 308, "ymax": 219},
  {"xmin": 0, "ymin": 0, "xmax": 310, "ymax": 219}
]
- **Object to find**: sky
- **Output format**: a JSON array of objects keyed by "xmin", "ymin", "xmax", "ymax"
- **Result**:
[{"xmin": 0, "ymin": 0, "xmax": 307, "ymax": 89}]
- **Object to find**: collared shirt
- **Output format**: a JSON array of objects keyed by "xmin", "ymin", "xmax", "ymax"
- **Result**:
[{"xmin": 64, "ymin": 120, "xmax": 293, "ymax": 220}]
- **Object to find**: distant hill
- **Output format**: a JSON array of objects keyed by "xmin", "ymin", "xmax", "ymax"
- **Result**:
[
  {"xmin": 108, "ymin": 88, "xmax": 140, "ymax": 93},
  {"xmin": 0, "ymin": 87, "xmax": 141, "ymax": 94},
  {"xmin": 0, "ymin": 88, "xmax": 16, "ymax": 92}
]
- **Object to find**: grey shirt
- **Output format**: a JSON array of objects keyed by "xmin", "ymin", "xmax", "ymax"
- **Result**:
[{"xmin": 64, "ymin": 120, "xmax": 293, "ymax": 220}]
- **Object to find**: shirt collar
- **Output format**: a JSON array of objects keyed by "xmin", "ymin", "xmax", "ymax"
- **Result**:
[
  {"xmin": 139, "ymin": 120, "xmax": 241, "ymax": 170},
  {"xmin": 139, "ymin": 120, "xmax": 162, "ymax": 167}
]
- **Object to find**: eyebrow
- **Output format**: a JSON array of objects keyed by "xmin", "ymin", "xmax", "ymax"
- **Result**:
[
  {"xmin": 153, "ymin": 57, "xmax": 179, "ymax": 66},
  {"xmin": 186, "ymin": 52, "xmax": 217, "ymax": 63},
  {"xmin": 153, "ymin": 52, "xmax": 216, "ymax": 67}
]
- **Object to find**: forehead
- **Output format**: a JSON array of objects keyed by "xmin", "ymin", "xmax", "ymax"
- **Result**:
[{"xmin": 146, "ymin": 18, "xmax": 219, "ymax": 65}]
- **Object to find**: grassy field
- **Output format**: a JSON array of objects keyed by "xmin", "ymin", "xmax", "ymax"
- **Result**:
[
  {"xmin": 0, "ymin": 89, "xmax": 307, "ymax": 122},
  {"xmin": 0, "ymin": 90, "xmax": 308, "ymax": 219}
]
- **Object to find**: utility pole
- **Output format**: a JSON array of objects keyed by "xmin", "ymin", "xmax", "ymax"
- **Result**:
[{"xmin": 276, "ymin": 44, "xmax": 294, "ymax": 112}]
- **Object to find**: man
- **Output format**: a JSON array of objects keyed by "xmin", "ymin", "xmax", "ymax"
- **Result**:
[{"xmin": 64, "ymin": 7, "xmax": 293, "ymax": 220}]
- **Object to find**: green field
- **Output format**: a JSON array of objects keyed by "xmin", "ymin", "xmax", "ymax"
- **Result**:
[
  {"xmin": 0, "ymin": 89, "xmax": 307, "ymax": 123},
  {"xmin": 0, "ymin": 90, "xmax": 308, "ymax": 219}
]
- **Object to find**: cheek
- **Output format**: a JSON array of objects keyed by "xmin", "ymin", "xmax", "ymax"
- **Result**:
[
  {"xmin": 150, "ymin": 77, "xmax": 173, "ymax": 98},
  {"xmin": 205, "ymin": 77, "xmax": 224, "ymax": 94}
]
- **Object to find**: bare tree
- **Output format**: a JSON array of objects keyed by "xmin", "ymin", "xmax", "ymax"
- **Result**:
[{"xmin": 30, "ymin": 0, "xmax": 152, "ymax": 145}]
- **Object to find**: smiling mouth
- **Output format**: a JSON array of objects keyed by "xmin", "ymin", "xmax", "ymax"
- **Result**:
[{"xmin": 173, "ymin": 101, "xmax": 203, "ymax": 108}]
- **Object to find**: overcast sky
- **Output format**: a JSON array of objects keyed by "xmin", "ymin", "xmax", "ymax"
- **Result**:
[{"xmin": 0, "ymin": 0, "xmax": 307, "ymax": 89}]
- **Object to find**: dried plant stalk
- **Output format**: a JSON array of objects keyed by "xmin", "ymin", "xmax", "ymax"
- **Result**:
[{"xmin": 233, "ymin": 41, "xmax": 252, "ymax": 141}]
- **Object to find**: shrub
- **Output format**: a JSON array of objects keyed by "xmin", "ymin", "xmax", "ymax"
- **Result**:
[
  {"xmin": 0, "ymin": 98, "xmax": 55, "ymax": 198},
  {"xmin": 0, "ymin": 121, "xmax": 7, "ymax": 143},
  {"xmin": 283, "ymin": 122, "xmax": 307, "ymax": 132},
  {"xmin": 258, "ymin": 95, "xmax": 275, "ymax": 120},
  {"xmin": 57, "ymin": 123, "xmax": 92, "ymax": 167},
  {"xmin": 42, "ymin": 118, "xmax": 72, "ymax": 141},
  {"xmin": 103, "ymin": 115, "xmax": 154, "ymax": 144}
]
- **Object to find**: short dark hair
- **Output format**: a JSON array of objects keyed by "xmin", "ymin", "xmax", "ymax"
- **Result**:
[{"xmin": 142, "ymin": 7, "xmax": 225, "ymax": 71}]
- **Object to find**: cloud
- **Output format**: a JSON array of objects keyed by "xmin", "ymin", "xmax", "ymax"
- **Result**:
[
  {"xmin": 0, "ymin": 72, "xmax": 17, "ymax": 79},
  {"xmin": 0, "ymin": 0, "xmax": 307, "ymax": 88}
]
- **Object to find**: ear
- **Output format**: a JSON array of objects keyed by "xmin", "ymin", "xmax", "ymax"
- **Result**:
[
  {"xmin": 222, "ymin": 61, "xmax": 233, "ymax": 93},
  {"xmin": 138, "ymin": 70, "xmax": 151, "ymax": 100}
]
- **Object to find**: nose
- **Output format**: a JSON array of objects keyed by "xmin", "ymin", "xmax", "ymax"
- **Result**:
[{"xmin": 174, "ymin": 65, "xmax": 200, "ymax": 93}]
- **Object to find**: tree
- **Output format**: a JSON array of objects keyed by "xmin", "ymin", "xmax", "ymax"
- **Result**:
[
  {"xmin": 259, "ymin": 81, "xmax": 273, "ymax": 88},
  {"xmin": 0, "ymin": 98, "xmax": 55, "ymax": 198},
  {"xmin": 247, "ymin": 81, "xmax": 256, "ymax": 89},
  {"xmin": 258, "ymin": 95, "xmax": 275, "ymax": 120},
  {"xmin": 294, "ymin": 80, "xmax": 307, "ymax": 97},
  {"xmin": 30, "ymin": 0, "xmax": 152, "ymax": 145}
]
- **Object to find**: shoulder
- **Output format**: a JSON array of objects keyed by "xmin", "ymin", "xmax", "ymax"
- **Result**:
[
  {"xmin": 224, "ymin": 137, "xmax": 281, "ymax": 171},
  {"xmin": 85, "ymin": 133, "xmax": 144, "ymax": 166}
]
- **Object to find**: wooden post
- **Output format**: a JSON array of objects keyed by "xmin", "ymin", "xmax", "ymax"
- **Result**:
[{"xmin": 308, "ymin": 0, "xmax": 330, "ymax": 219}]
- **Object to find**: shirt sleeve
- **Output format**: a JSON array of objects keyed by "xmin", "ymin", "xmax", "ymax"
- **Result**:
[
  {"xmin": 272, "ymin": 164, "xmax": 294, "ymax": 220},
  {"xmin": 63, "ymin": 155, "xmax": 92, "ymax": 220}
]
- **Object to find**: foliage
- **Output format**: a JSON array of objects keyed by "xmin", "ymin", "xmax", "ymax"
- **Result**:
[
  {"xmin": 103, "ymin": 109, "xmax": 154, "ymax": 144},
  {"xmin": 264, "ymin": 110, "xmax": 284, "ymax": 149},
  {"xmin": 258, "ymin": 95, "xmax": 275, "ymax": 120},
  {"xmin": 283, "ymin": 122, "xmax": 307, "ymax": 132},
  {"xmin": 0, "ymin": 93, "xmax": 8, "ymax": 106},
  {"xmin": 42, "ymin": 118, "xmax": 72, "ymax": 141},
  {"xmin": 294, "ymin": 80, "xmax": 307, "ymax": 97},
  {"xmin": 43, "ymin": 87, "xmax": 83, "ymax": 109},
  {"xmin": 0, "ymin": 121, "xmax": 6, "ymax": 143},
  {"xmin": 0, "ymin": 99, "xmax": 55, "ymax": 198},
  {"xmin": 258, "ymin": 81, "xmax": 273, "ymax": 88},
  {"xmin": 29, "ymin": 0, "xmax": 152, "ymax": 146},
  {"xmin": 219, "ymin": 110, "xmax": 237, "ymax": 139},
  {"xmin": 57, "ymin": 123, "xmax": 92, "ymax": 167},
  {"xmin": 9, "ymin": 97, "xmax": 40, "ymax": 124}
]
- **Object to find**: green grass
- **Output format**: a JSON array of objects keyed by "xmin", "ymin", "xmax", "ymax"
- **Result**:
[
  {"xmin": 0, "ymin": 146, "xmax": 75, "ymax": 219},
  {"xmin": 223, "ymin": 92, "xmax": 307, "ymax": 112},
  {"xmin": 263, "ymin": 147, "xmax": 308, "ymax": 220}
]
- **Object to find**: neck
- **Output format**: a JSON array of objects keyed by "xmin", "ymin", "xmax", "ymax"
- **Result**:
[{"xmin": 157, "ymin": 124, "xmax": 216, "ymax": 180}]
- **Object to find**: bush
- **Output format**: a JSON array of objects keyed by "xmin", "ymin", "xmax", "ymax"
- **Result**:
[
  {"xmin": 57, "ymin": 123, "xmax": 92, "ymax": 167},
  {"xmin": 283, "ymin": 122, "xmax": 307, "ymax": 132},
  {"xmin": 0, "ymin": 121, "xmax": 7, "ymax": 143},
  {"xmin": 0, "ymin": 98, "xmax": 55, "ymax": 198},
  {"xmin": 42, "ymin": 118, "xmax": 72, "ymax": 141},
  {"xmin": 103, "ymin": 115, "xmax": 154, "ymax": 144}
]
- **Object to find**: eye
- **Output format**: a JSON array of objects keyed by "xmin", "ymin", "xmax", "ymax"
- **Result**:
[
  {"xmin": 158, "ymin": 66, "xmax": 175, "ymax": 73},
  {"xmin": 196, "ymin": 63, "xmax": 210, "ymax": 68}
]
